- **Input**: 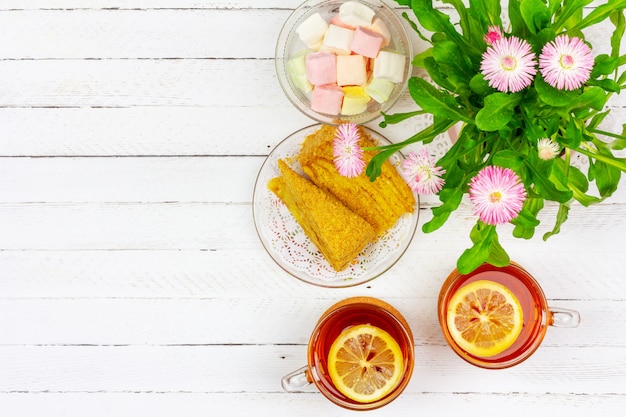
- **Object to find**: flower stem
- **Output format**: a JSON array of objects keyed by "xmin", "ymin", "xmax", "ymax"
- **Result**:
[{"xmin": 572, "ymin": 145, "xmax": 626, "ymax": 173}]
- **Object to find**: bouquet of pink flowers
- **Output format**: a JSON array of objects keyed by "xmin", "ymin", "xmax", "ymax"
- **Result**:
[{"xmin": 334, "ymin": 0, "xmax": 626, "ymax": 273}]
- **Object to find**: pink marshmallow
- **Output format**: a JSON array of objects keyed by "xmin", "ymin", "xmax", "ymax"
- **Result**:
[
  {"xmin": 310, "ymin": 85, "xmax": 344, "ymax": 115},
  {"xmin": 336, "ymin": 54, "xmax": 368, "ymax": 87},
  {"xmin": 350, "ymin": 26, "xmax": 385, "ymax": 58},
  {"xmin": 305, "ymin": 52, "xmax": 337, "ymax": 86}
]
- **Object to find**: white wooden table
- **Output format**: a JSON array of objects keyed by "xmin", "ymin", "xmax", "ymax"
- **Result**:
[{"xmin": 1, "ymin": 1, "xmax": 625, "ymax": 415}]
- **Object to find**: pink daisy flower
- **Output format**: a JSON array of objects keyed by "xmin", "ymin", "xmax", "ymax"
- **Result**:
[
  {"xmin": 480, "ymin": 36, "xmax": 537, "ymax": 93},
  {"xmin": 537, "ymin": 138, "xmax": 561, "ymax": 160},
  {"xmin": 333, "ymin": 122, "xmax": 365, "ymax": 178},
  {"xmin": 401, "ymin": 148, "xmax": 446, "ymax": 195},
  {"xmin": 484, "ymin": 26, "xmax": 504, "ymax": 45},
  {"xmin": 539, "ymin": 35, "xmax": 594, "ymax": 91},
  {"xmin": 469, "ymin": 166, "xmax": 527, "ymax": 225}
]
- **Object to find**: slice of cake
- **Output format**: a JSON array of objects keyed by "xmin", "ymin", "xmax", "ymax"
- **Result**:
[
  {"xmin": 268, "ymin": 159, "xmax": 376, "ymax": 272},
  {"xmin": 298, "ymin": 124, "xmax": 415, "ymax": 236}
]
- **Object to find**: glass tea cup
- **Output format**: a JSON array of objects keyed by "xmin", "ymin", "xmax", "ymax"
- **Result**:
[
  {"xmin": 438, "ymin": 262, "xmax": 581, "ymax": 369},
  {"xmin": 282, "ymin": 296, "xmax": 414, "ymax": 410}
]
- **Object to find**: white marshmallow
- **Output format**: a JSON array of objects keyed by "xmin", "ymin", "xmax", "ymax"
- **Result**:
[
  {"xmin": 321, "ymin": 24, "xmax": 355, "ymax": 55},
  {"xmin": 296, "ymin": 12, "xmax": 329, "ymax": 49},
  {"xmin": 373, "ymin": 50, "xmax": 406, "ymax": 83},
  {"xmin": 339, "ymin": 1, "xmax": 376, "ymax": 28}
]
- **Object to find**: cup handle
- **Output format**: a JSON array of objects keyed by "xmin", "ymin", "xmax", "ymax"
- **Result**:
[
  {"xmin": 281, "ymin": 365, "xmax": 312, "ymax": 392},
  {"xmin": 549, "ymin": 307, "xmax": 581, "ymax": 328}
]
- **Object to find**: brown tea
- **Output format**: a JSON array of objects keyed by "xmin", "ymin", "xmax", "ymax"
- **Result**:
[
  {"xmin": 438, "ymin": 262, "xmax": 578, "ymax": 369},
  {"xmin": 305, "ymin": 297, "xmax": 414, "ymax": 410}
]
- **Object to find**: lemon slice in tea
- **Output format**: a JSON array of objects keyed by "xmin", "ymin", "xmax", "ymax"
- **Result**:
[
  {"xmin": 327, "ymin": 324, "xmax": 404, "ymax": 403},
  {"xmin": 447, "ymin": 279, "xmax": 524, "ymax": 357}
]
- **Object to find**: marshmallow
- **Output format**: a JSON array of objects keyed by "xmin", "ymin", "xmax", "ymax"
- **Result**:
[
  {"xmin": 341, "ymin": 86, "xmax": 370, "ymax": 115},
  {"xmin": 336, "ymin": 54, "xmax": 368, "ymax": 87},
  {"xmin": 311, "ymin": 85, "xmax": 344, "ymax": 115},
  {"xmin": 339, "ymin": 1, "xmax": 376, "ymax": 27},
  {"xmin": 350, "ymin": 26, "xmax": 385, "ymax": 58},
  {"xmin": 321, "ymin": 24, "xmax": 355, "ymax": 55},
  {"xmin": 296, "ymin": 12, "xmax": 329, "ymax": 49},
  {"xmin": 287, "ymin": 49, "xmax": 313, "ymax": 93},
  {"xmin": 305, "ymin": 51, "xmax": 337, "ymax": 86},
  {"xmin": 373, "ymin": 50, "xmax": 406, "ymax": 83},
  {"xmin": 365, "ymin": 77, "xmax": 395, "ymax": 103},
  {"xmin": 369, "ymin": 17, "xmax": 391, "ymax": 47},
  {"xmin": 329, "ymin": 13, "xmax": 354, "ymax": 30}
]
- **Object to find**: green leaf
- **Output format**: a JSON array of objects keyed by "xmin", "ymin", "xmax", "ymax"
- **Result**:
[
  {"xmin": 587, "ymin": 110, "xmax": 609, "ymax": 130},
  {"xmin": 524, "ymin": 158, "xmax": 573, "ymax": 203},
  {"xmin": 409, "ymin": 0, "xmax": 483, "ymax": 58},
  {"xmin": 603, "ymin": 126, "xmax": 626, "ymax": 150},
  {"xmin": 422, "ymin": 185, "xmax": 464, "ymax": 233},
  {"xmin": 511, "ymin": 198, "xmax": 543, "ymax": 239},
  {"xmin": 553, "ymin": 0, "xmax": 593, "ymax": 30},
  {"xmin": 411, "ymin": 47, "xmax": 433, "ymax": 68},
  {"xmin": 534, "ymin": 27, "xmax": 557, "ymax": 48},
  {"xmin": 475, "ymin": 93, "xmax": 522, "ymax": 131},
  {"xmin": 549, "ymin": 158, "xmax": 602, "ymax": 206},
  {"xmin": 423, "ymin": 57, "xmax": 456, "ymax": 91},
  {"xmin": 520, "ymin": 109, "xmax": 546, "ymax": 140},
  {"xmin": 483, "ymin": 0, "xmax": 503, "ymax": 23},
  {"xmin": 400, "ymin": 11, "xmax": 432, "ymax": 45},
  {"xmin": 492, "ymin": 149, "xmax": 524, "ymax": 170},
  {"xmin": 543, "ymin": 203, "xmax": 571, "ymax": 240},
  {"xmin": 563, "ymin": 117, "xmax": 583, "ymax": 148},
  {"xmin": 469, "ymin": 73, "xmax": 492, "ymax": 96},
  {"xmin": 586, "ymin": 78, "xmax": 621, "ymax": 93},
  {"xmin": 408, "ymin": 0, "xmax": 456, "ymax": 32},
  {"xmin": 520, "ymin": 0, "xmax": 551, "ymax": 33},
  {"xmin": 444, "ymin": 0, "xmax": 472, "ymax": 36},
  {"xmin": 535, "ymin": 77, "xmax": 580, "ymax": 106},
  {"xmin": 568, "ymin": 87, "xmax": 607, "ymax": 112},
  {"xmin": 408, "ymin": 77, "xmax": 474, "ymax": 123},
  {"xmin": 365, "ymin": 148, "xmax": 398, "ymax": 182},
  {"xmin": 570, "ymin": 0, "xmax": 626, "ymax": 31},
  {"xmin": 594, "ymin": 159, "xmax": 622, "ymax": 198},
  {"xmin": 508, "ymin": 0, "xmax": 531, "ymax": 38},
  {"xmin": 610, "ymin": 8, "xmax": 625, "ymax": 59},
  {"xmin": 591, "ymin": 54, "xmax": 621, "ymax": 77},
  {"xmin": 433, "ymin": 40, "xmax": 474, "ymax": 79},
  {"xmin": 457, "ymin": 223, "xmax": 510, "ymax": 274},
  {"xmin": 379, "ymin": 110, "xmax": 425, "ymax": 128}
]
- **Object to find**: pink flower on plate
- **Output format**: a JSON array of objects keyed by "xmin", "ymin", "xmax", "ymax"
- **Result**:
[
  {"xmin": 401, "ymin": 148, "xmax": 446, "ymax": 195},
  {"xmin": 539, "ymin": 35, "xmax": 594, "ymax": 91},
  {"xmin": 484, "ymin": 26, "xmax": 504, "ymax": 45},
  {"xmin": 333, "ymin": 122, "xmax": 365, "ymax": 178},
  {"xmin": 469, "ymin": 165, "xmax": 527, "ymax": 225},
  {"xmin": 481, "ymin": 36, "xmax": 537, "ymax": 93}
]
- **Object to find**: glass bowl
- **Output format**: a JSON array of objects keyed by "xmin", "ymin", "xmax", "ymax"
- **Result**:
[
  {"xmin": 275, "ymin": 0, "xmax": 413, "ymax": 125},
  {"xmin": 252, "ymin": 124, "xmax": 420, "ymax": 288}
]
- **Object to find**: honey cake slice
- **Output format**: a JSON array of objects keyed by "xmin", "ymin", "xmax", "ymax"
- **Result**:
[
  {"xmin": 298, "ymin": 124, "xmax": 415, "ymax": 236},
  {"xmin": 268, "ymin": 159, "xmax": 376, "ymax": 272}
]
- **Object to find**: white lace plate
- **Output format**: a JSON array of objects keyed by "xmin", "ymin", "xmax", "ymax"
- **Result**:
[{"xmin": 252, "ymin": 124, "xmax": 420, "ymax": 287}]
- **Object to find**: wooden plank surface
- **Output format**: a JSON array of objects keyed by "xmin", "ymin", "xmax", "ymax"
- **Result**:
[{"xmin": 1, "ymin": 1, "xmax": 625, "ymax": 415}]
